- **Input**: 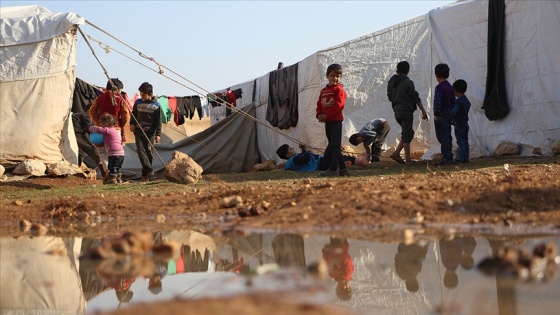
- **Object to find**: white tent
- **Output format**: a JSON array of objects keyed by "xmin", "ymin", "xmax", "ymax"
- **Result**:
[
  {"xmin": 0, "ymin": 5, "xmax": 84, "ymax": 166},
  {"xmin": 211, "ymin": 0, "xmax": 560, "ymax": 163},
  {"xmin": 2, "ymin": 1, "xmax": 558, "ymax": 175}
]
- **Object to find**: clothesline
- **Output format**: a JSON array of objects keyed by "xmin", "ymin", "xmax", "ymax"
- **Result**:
[
  {"xmin": 78, "ymin": 21, "xmax": 320, "ymax": 161},
  {"xmin": 80, "ymin": 21, "xmax": 308, "ymax": 148}
]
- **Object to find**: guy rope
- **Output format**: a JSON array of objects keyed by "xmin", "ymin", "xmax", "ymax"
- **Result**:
[{"xmin": 77, "ymin": 21, "xmax": 325, "ymax": 172}]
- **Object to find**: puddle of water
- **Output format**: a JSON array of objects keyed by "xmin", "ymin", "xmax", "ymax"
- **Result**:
[{"xmin": 1, "ymin": 230, "xmax": 559, "ymax": 315}]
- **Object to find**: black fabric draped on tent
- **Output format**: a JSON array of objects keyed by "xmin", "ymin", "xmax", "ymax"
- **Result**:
[{"xmin": 482, "ymin": 0, "xmax": 510, "ymax": 121}]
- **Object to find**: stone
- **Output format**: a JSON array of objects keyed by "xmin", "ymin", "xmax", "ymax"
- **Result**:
[
  {"xmin": 534, "ymin": 138, "xmax": 553, "ymax": 156},
  {"xmin": 469, "ymin": 145, "xmax": 489, "ymax": 159},
  {"xmin": 532, "ymin": 147, "xmax": 543, "ymax": 155},
  {"xmin": 430, "ymin": 153, "xmax": 443, "ymax": 163},
  {"xmin": 164, "ymin": 151, "xmax": 203, "ymax": 184},
  {"xmin": 46, "ymin": 161, "xmax": 83, "ymax": 176},
  {"xmin": 493, "ymin": 142, "xmax": 519, "ymax": 156},
  {"xmin": 0, "ymin": 165, "xmax": 4, "ymax": 177},
  {"xmin": 552, "ymin": 138, "xmax": 560, "ymax": 156},
  {"xmin": 30, "ymin": 223, "xmax": 48, "ymax": 236},
  {"xmin": 12, "ymin": 159, "xmax": 46, "ymax": 176},
  {"xmin": 221, "ymin": 195, "xmax": 243, "ymax": 208}
]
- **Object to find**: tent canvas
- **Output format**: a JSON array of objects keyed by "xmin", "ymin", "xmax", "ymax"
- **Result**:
[
  {"xmin": 210, "ymin": 0, "xmax": 560, "ymax": 163},
  {"xmin": 2, "ymin": 1, "xmax": 559, "ymax": 175},
  {"xmin": 0, "ymin": 5, "xmax": 85, "ymax": 166},
  {"xmin": 121, "ymin": 103, "xmax": 259, "ymax": 175}
]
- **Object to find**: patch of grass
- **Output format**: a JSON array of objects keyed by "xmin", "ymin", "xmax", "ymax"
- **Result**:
[{"xmin": 1, "ymin": 155, "xmax": 556, "ymax": 205}]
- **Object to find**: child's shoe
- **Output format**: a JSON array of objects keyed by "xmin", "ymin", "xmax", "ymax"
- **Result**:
[
  {"xmin": 439, "ymin": 159, "xmax": 456, "ymax": 165},
  {"xmin": 104, "ymin": 174, "xmax": 118, "ymax": 185},
  {"xmin": 116, "ymin": 173, "xmax": 123, "ymax": 184},
  {"xmin": 142, "ymin": 172, "xmax": 157, "ymax": 182},
  {"xmin": 320, "ymin": 169, "xmax": 338, "ymax": 177},
  {"xmin": 338, "ymin": 168, "xmax": 350, "ymax": 176}
]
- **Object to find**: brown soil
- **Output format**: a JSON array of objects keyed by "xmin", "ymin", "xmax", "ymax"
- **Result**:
[{"xmin": 1, "ymin": 155, "xmax": 559, "ymax": 315}]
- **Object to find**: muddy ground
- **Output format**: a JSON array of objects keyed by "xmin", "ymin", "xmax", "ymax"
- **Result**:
[{"xmin": 1, "ymin": 155, "xmax": 560, "ymax": 314}]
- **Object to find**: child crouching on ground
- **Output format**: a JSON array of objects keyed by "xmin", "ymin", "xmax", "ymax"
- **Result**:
[{"xmin": 89, "ymin": 113, "xmax": 125, "ymax": 184}]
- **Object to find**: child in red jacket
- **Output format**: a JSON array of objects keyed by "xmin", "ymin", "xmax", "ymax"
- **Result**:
[{"xmin": 316, "ymin": 64, "xmax": 349, "ymax": 176}]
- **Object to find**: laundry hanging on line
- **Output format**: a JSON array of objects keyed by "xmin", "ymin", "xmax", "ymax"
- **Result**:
[{"xmin": 155, "ymin": 95, "xmax": 205, "ymax": 126}]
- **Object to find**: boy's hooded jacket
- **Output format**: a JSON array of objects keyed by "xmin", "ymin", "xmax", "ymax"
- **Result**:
[{"xmin": 387, "ymin": 74, "xmax": 421, "ymax": 113}]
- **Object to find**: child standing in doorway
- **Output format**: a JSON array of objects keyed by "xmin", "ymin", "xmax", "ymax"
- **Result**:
[
  {"xmin": 89, "ymin": 113, "xmax": 125, "ymax": 184},
  {"xmin": 316, "ymin": 63, "xmax": 349, "ymax": 176}
]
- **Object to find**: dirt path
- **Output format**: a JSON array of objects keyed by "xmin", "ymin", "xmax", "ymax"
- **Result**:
[
  {"xmin": 1, "ymin": 155, "xmax": 559, "ymax": 315},
  {"xmin": 2, "ymin": 156, "xmax": 559, "ymax": 240}
]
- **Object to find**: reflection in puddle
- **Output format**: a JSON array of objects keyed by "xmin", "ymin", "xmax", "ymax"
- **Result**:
[{"xmin": 1, "ymin": 231, "xmax": 559, "ymax": 314}]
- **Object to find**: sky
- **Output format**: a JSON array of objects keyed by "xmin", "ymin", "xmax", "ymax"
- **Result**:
[{"xmin": 2, "ymin": 0, "xmax": 456, "ymax": 96}]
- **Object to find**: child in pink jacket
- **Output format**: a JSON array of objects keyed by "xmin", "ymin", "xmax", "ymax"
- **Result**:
[{"xmin": 89, "ymin": 113, "xmax": 125, "ymax": 184}]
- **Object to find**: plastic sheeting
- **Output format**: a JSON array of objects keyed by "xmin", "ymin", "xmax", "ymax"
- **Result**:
[
  {"xmin": 121, "ymin": 103, "xmax": 259, "ymax": 175},
  {"xmin": 212, "ymin": 0, "xmax": 560, "ymax": 162},
  {"xmin": 0, "ymin": 5, "xmax": 84, "ymax": 46}
]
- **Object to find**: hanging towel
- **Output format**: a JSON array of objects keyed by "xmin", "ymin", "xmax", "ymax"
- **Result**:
[{"xmin": 157, "ymin": 96, "xmax": 173, "ymax": 123}]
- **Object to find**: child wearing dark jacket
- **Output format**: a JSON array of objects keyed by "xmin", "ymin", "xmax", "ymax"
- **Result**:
[
  {"xmin": 130, "ymin": 82, "xmax": 162, "ymax": 182},
  {"xmin": 451, "ymin": 79, "xmax": 471, "ymax": 163},
  {"xmin": 387, "ymin": 61, "xmax": 428, "ymax": 165},
  {"xmin": 433, "ymin": 63, "xmax": 456, "ymax": 164}
]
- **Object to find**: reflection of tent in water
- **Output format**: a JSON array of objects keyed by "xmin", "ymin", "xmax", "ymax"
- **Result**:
[
  {"xmin": 0, "ymin": 237, "xmax": 86, "ymax": 314},
  {"xmin": 160, "ymin": 230, "xmax": 217, "ymax": 273},
  {"xmin": 300, "ymin": 236, "xmax": 560, "ymax": 313},
  {"xmin": 217, "ymin": 234, "xmax": 306, "ymax": 272},
  {"xmin": 4, "ymin": 233, "xmax": 559, "ymax": 313},
  {"xmin": 154, "ymin": 232, "xmax": 307, "ymax": 273}
]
